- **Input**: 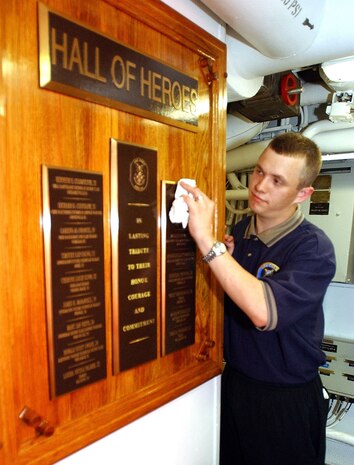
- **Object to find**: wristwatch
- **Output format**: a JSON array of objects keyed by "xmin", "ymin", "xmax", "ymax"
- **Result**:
[{"xmin": 202, "ymin": 241, "xmax": 227, "ymax": 263}]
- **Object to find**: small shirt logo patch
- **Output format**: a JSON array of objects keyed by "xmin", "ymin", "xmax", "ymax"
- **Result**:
[{"xmin": 257, "ymin": 262, "xmax": 280, "ymax": 279}]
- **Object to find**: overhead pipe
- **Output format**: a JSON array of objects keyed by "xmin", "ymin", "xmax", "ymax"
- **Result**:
[
  {"xmin": 302, "ymin": 120, "xmax": 354, "ymax": 153},
  {"xmin": 226, "ymin": 113, "xmax": 267, "ymax": 151},
  {"xmin": 200, "ymin": 0, "xmax": 325, "ymax": 59},
  {"xmin": 226, "ymin": 120, "xmax": 354, "ymax": 175},
  {"xmin": 198, "ymin": 0, "xmax": 354, "ymax": 101},
  {"xmin": 226, "ymin": 140, "xmax": 269, "ymax": 174},
  {"xmin": 226, "ymin": 190, "xmax": 248, "ymax": 201},
  {"xmin": 300, "ymin": 82, "xmax": 332, "ymax": 107},
  {"xmin": 225, "ymin": 84, "xmax": 327, "ymax": 151}
]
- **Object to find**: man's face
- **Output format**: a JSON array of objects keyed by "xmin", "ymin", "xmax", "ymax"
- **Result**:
[{"xmin": 248, "ymin": 147, "xmax": 308, "ymax": 220}]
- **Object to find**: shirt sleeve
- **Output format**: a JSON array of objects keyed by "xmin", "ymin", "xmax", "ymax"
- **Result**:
[{"xmin": 256, "ymin": 281, "xmax": 278, "ymax": 331}]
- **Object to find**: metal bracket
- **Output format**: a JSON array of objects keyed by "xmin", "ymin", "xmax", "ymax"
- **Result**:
[
  {"xmin": 195, "ymin": 338, "xmax": 215, "ymax": 361},
  {"xmin": 199, "ymin": 57, "xmax": 218, "ymax": 86},
  {"xmin": 19, "ymin": 406, "xmax": 55, "ymax": 437}
]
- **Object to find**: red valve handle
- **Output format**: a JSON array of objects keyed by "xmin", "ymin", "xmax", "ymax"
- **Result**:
[{"xmin": 281, "ymin": 73, "xmax": 299, "ymax": 106}]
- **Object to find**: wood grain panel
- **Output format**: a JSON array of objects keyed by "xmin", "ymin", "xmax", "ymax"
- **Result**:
[{"xmin": 0, "ymin": 0, "xmax": 226, "ymax": 463}]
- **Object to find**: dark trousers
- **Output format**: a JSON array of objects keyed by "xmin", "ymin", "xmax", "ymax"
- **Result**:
[{"xmin": 220, "ymin": 365, "xmax": 329, "ymax": 465}]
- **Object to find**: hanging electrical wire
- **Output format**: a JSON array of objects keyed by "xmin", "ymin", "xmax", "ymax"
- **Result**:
[{"xmin": 326, "ymin": 393, "xmax": 353, "ymax": 428}]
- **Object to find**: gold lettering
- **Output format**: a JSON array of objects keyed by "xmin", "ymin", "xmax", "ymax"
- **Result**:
[
  {"xmin": 162, "ymin": 76, "xmax": 172, "ymax": 106},
  {"xmin": 127, "ymin": 262, "xmax": 151, "ymax": 270},
  {"xmin": 134, "ymin": 306, "xmax": 145, "ymax": 314},
  {"xmin": 68, "ymin": 37, "xmax": 84, "ymax": 74},
  {"xmin": 190, "ymin": 88, "xmax": 198, "ymax": 114},
  {"xmin": 128, "ymin": 247, "xmax": 149, "ymax": 255},
  {"xmin": 130, "ymin": 277, "xmax": 148, "ymax": 285},
  {"xmin": 140, "ymin": 67, "xmax": 152, "ymax": 99},
  {"xmin": 182, "ymin": 85, "xmax": 190, "ymax": 112},
  {"xmin": 172, "ymin": 81, "xmax": 182, "ymax": 110},
  {"xmin": 122, "ymin": 318, "xmax": 155, "ymax": 332},
  {"xmin": 111, "ymin": 56, "xmax": 136, "ymax": 90},
  {"xmin": 55, "ymin": 176, "xmax": 73, "ymax": 184},
  {"xmin": 127, "ymin": 291, "xmax": 151, "ymax": 301},
  {"xmin": 152, "ymin": 72, "xmax": 162, "ymax": 103},
  {"xmin": 128, "ymin": 232, "xmax": 150, "ymax": 239},
  {"xmin": 126, "ymin": 60, "xmax": 137, "ymax": 91},
  {"xmin": 136, "ymin": 262, "xmax": 150, "ymax": 269},
  {"xmin": 83, "ymin": 43, "xmax": 107, "ymax": 83},
  {"xmin": 111, "ymin": 55, "xmax": 125, "ymax": 89},
  {"xmin": 51, "ymin": 28, "xmax": 68, "ymax": 68}
]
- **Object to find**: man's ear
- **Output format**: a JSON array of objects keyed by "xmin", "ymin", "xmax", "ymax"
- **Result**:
[{"xmin": 296, "ymin": 186, "xmax": 314, "ymax": 204}]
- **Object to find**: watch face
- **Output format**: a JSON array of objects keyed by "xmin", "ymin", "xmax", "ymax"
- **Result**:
[{"xmin": 214, "ymin": 241, "xmax": 226, "ymax": 255}]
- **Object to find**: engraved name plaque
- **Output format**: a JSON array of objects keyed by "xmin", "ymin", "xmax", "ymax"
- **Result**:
[
  {"xmin": 161, "ymin": 181, "xmax": 196, "ymax": 355},
  {"xmin": 111, "ymin": 140, "xmax": 158, "ymax": 373},
  {"xmin": 42, "ymin": 166, "xmax": 106, "ymax": 398}
]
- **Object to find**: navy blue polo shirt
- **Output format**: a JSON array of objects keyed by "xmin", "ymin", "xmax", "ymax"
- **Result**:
[{"xmin": 224, "ymin": 207, "xmax": 336, "ymax": 384}]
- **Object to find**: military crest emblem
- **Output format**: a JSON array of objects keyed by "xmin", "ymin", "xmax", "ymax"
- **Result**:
[{"xmin": 130, "ymin": 157, "xmax": 149, "ymax": 192}]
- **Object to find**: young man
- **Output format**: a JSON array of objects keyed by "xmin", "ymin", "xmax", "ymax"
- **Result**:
[{"xmin": 181, "ymin": 133, "xmax": 336, "ymax": 465}]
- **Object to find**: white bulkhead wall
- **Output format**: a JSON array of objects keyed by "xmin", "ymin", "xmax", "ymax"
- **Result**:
[{"xmin": 57, "ymin": 378, "xmax": 221, "ymax": 465}]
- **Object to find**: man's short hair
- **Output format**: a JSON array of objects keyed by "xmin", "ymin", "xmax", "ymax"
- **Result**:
[{"xmin": 268, "ymin": 132, "xmax": 322, "ymax": 189}]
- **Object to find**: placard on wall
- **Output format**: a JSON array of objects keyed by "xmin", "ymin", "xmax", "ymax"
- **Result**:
[
  {"xmin": 42, "ymin": 166, "xmax": 107, "ymax": 398},
  {"xmin": 110, "ymin": 140, "xmax": 158, "ymax": 373}
]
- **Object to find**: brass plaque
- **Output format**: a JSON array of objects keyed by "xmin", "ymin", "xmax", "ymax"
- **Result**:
[
  {"xmin": 161, "ymin": 181, "xmax": 196, "ymax": 355},
  {"xmin": 38, "ymin": 2, "xmax": 199, "ymax": 131},
  {"xmin": 313, "ymin": 174, "xmax": 332, "ymax": 190},
  {"xmin": 311, "ymin": 190, "xmax": 330, "ymax": 203},
  {"xmin": 42, "ymin": 166, "xmax": 106, "ymax": 398},
  {"xmin": 111, "ymin": 140, "xmax": 158, "ymax": 373}
]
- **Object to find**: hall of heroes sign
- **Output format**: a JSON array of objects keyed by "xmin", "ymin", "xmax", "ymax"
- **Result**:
[{"xmin": 38, "ymin": 3, "xmax": 199, "ymax": 130}]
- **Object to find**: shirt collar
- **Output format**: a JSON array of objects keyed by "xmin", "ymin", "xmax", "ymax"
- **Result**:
[{"xmin": 244, "ymin": 205, "xmax": 304, "ymax": 247}]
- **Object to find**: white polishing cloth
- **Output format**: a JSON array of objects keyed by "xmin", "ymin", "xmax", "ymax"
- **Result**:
[{"xmin": 168, "ymin": 178, "xmax": 196, "ymax": 228}]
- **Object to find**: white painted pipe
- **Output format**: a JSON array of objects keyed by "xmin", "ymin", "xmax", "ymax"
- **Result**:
[
  {"xmin": 225, "ymin": 0, "xmax": 354, "ymax": 100},
  {"xmin": 303, "ymin": 120, "xmax": 354, "ymax": 153},
  {"xmin": 300, "ymin": 83, "xmax": 332, "ymax": 106},
  {"xmin": 226, "ymin": 121, "xmax": 354, "ymax": 174},
  {"xmin": 226, "ymin": 113, "xmax": 266, "ymax": 151},
  {"xmin": 302, "ymin": 119, "xmax": 354, "ymax": 139},
  {"xmin": 201, "ymin": 0, "xmax": 326, "ymax": 59},
  {"xmin": 226, "ymin": 189, "xmax": 249, "ymax": 201},
  {"xmin": 227, "ymin": 172, "xmax": 247, "ymax": 190},
  {"xmin": 226, "ymin": 140, "xmax": 269, "ymax": 173}
]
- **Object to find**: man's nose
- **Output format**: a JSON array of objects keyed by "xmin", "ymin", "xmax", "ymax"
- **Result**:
[{"xmin": 255, "ymin": 176, "xmax": 267, "ymax": 191}]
